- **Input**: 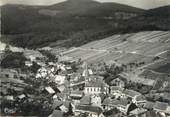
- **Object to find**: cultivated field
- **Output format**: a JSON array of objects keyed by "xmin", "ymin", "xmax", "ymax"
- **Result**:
[{"xmin": 62, "ymin": 31, "xmax": 170, "ymax": 66}]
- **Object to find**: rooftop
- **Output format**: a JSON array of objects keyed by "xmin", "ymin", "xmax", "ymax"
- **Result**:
[
  {"xmin": 136, "ymin": 95, "xmax": 146, "ymax": 101},
  {"xmin": 123, "ymin": 89, "xmax": 141, "ymax": 97},
  {"xmin": 51, "ymin": 110, "xmax": 63, "ymax": 117},
  {"xmin": 103, "ymin": 98, "xmax": 130, "ymax": 107},
  {"xmin": 75, "ymin": 105, "xmax": 103, "ymax": 114},
  {"xmin": 85, "ymin": 79, "xmax": 105, "ymax": 88},
  {"xmin": 130, "ymin": 108, "xmax": 147, "ymax": 115},
  {"xmin": 111, "ymin": 86, "xmax": 124, "ymax": 92},
  {"xmin": 80, "ymin": 96, "xmax": 91, "ymax": 105}
]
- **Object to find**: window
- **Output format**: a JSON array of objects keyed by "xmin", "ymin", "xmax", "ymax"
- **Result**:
[{"xmin": 87, "ymin": 88, "xmax": 89, "ymax": 92}]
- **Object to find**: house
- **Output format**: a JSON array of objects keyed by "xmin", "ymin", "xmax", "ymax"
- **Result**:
[
  {"xmin": 60, "ymin": 105, "xmax": 69, "ymax": 113},
  {"xmin": 110, "ymin": 86, "xmax": 124, "ymax": 98},
  {"xmin": 132, "ymin": 95, "xmax": 146, "ymax": 107},
  {"xmin": 25, "ymin": 61, "xmax": 33, "ymax": 67},
  {"xmin": 39, "ymin": 46, "xmax": 52, "ymax": 51},
  {"xmin": 53, "ymin": 94, "xmax": 58, "ymax": 100},
  {"xmin": 70, "ymin": 91, "xmax": 84, "ymax": 104},
  {"xmin": 91, "ymin": 95, "xmax": 102, "ymax": 107},
  {"xmin": 75, "ymin": 105, "xmax": 105, "ymax": 117},
  {"xmin": 69, "ymin": 73, "xmax": 82, "ymax": 82},
  {"xmin": 23, "ymin": 49, "xmax": 44, "ymax": 62},
  {"xmin": 57, "ymin": 85, "xmax": 65, "ymax": 93},
  {"xmin": 122, "ymin": 89, "xmax": 141, "ymax": 99},
  {"xmin": 103, "ymin": 98, "xmax": 136, "ymax": 115},
  {"xmin": 56, "ymin": 93, "xmax": 68, "ymax": 101},
  {"xmin": 5, "ymin": 96, "xmax": 14, "ymax": 101},
  {"xmin": 37, "ymin": 61, "xmax": 46, "ymax": 67},
  {"xmin": 110, "ymin": 78, "xmax": 125, "ymax": 88},
  {"xmin": 52, "ymin": 100, "xmax": 63, "ymax": 110},
  {"xmin": 45, "ymin": 86, "xmax": 55, "ymax": 94},
  {"xmin": 84, "ymin": 80, "xmax": 109, "ymax": 95},
  {"xmin": 52, "ymin": 100, "xmax": 72, "ymax": 113},
  {"xmin": 0, "ymin": 51, "xmax": 5, "ymax": 62},
  {"xmin": 0, "ymin": 69, "xmax": 18, "ymax": 78},
  {"xmin": 154, "ymin": 101, "xmax": 170, "ymax": 115},
  {"xmin": 102, "ymin": 97, "xmax": 113, "ymax": 111},
  {"xmin": 82, "ymin": 69, "xmax": 93, "ymax": 77},
  {"xmin": 70, "ymin": 91, "xmax": 83, "ymax": 98},
  {"xmin": 80, "ymin": 95, "xmax": 91, "ymax": 105},
  {"xmin": 54, "ymin": 75, "xmax": 66, "ymax": 85},
  {"xmin": 18, "ymin": 94, "xmax": 26, "ymax": 99},
  {"xmin": 129, "ymin": 108, "xmax": 147, "ymax": 117},
  {"xmin": 49, "ymin": 110, "xmax": 63, "ymax": 117},
  {"xmin": 112, "ymin": 99, "xmax": 131, "ymax": 114}
]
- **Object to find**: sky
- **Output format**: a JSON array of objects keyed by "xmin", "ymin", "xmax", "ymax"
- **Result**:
[{"xmin": 0, "ymin": 0, "xmax": 170, "ymax": 9}]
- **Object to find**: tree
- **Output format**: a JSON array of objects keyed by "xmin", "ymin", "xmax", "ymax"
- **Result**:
[
  {"xmin": 4, "ymin": 44, "xmax": 12, "ymax": 54},
  {"xmin": 30, "ymin": 62, "xmax": 41, "ymax": 73},
  {"xmin": 1, "ymin": 52, "xmax": 27, "ymax": 68}
]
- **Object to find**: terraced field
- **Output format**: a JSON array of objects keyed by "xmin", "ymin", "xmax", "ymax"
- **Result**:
[{"xmin": 62, "ymin": 31, "xmax": 170, "ymax": 65}]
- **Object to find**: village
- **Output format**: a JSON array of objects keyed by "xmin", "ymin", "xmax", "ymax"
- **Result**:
[{"xmin": 0, "ymin": 37, "xmax": 170, "ymax": 117}]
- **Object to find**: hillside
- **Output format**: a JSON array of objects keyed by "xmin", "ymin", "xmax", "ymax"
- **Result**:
[
  {"xmin": 122, "ymin": 5, "xmax": 170, "ymax": 33},
  {"xmin": 1, "ymin": 0, "xmax": 170, "ymax": 48},
  {"xmin": 61, "ymin": 31, "xmax": 170, "ymax": 64}
]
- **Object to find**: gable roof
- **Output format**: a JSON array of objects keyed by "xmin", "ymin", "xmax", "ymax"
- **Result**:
[
  {"xmin": 70, "ymin": 90, "xmax": 83, "ymax": 98},
  {"xmin": 75, "ymin": 105, "xmax": 103, "ymax": 115},
  {"xmin": 136, "ymin": 95, "xmax": 146, "ymax": 101},
  {"xmin": 80, "ymin": 96, "xmax": 91, "ymax": 105},
  {"xmin": 111, "ymin": 86, "xmax": 124, "ymax": 92},
  {"xmin": 113, "ymin": 99, "xmax": 130, "ymax": 107},
  {"xmin": 45, "ymin": 86, "xmax": 55, "ymax": 94},
  {"xmin": 130, "ymin": 108, "xmax": 147, "ymax": 115},
  {"xmin": 51, "ymin": 110, "xmax": 63, "ymax": 117},
  {"xmin": 52, "ymin": 100, "xmax": 63, "ymax": 109},
  {"xmin": 85, "ymin": 79, "xmax": 106, "ymax": 88},
  {"xmin": 123, "ymin": 89, "xmax": 141, "ymax": 97},
  {"xmin": 102, "ymin": 98, "xmax": 112, "ymax": 106},
  {"xmin": 103, "ymin": 98, "xmax": 130, "ymax": 107}
]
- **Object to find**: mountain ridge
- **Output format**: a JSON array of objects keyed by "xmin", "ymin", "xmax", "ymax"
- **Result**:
[{"xmin": 1, "ymin": 0, "xmax": 169, "ymax": 49}]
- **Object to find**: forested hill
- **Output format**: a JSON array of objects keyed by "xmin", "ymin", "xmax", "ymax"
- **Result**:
[
  {"xmin": 1, "ymin": 0, "xmax": 170, "ymax": 49},
  {"xmin": 123, "ymin": 5, "xmax": 170, "ymax": 33}
]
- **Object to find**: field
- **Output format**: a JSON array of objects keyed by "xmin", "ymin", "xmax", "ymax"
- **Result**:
[
  {"xmin": 62, "ymin": 31, "xmax": 170, "ymax": 66},
  {"xmin": 144, "ymin": 60, "xmax": 170, "ymax": 74}
]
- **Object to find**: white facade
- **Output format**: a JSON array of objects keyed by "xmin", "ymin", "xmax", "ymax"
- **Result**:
[
  {"xmin": 91, "ymin": 95, "xmax": 102, "ymax": 106},
  {"xmin": 84, "ymin": 87, "xmax": 101, "ymax": 95}
]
